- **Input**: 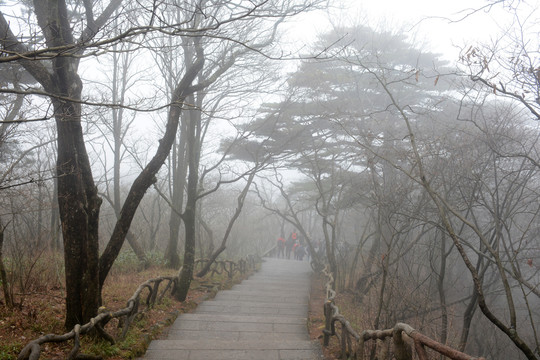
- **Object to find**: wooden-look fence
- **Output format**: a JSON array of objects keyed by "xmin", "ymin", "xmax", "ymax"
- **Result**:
[
  {"xmin": 17, "ymin": 256, "xmax": 259, "ymax": 360},
  {"xmin": 194, "ymin": 255, "xmax": 257, "ymax": 278},
  {"xmin": 322, "ymin": 266, "xmax": 487, "ymax": 360}
]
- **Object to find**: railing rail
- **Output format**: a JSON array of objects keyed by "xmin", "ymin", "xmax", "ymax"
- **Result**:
[
  {"xmin": 261, "ymin": 244, "xmax": 278, "ymax": 258},
  {"xmin": 194, "ymin": 255, "xmax": 258, "ymax": 278},
  {"xmin": 321, "ymin": 266, "xmax": 486, "ymax": 360}
]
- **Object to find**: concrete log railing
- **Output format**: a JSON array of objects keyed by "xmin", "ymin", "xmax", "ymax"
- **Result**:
[
  {"xmin": 18, "ymin": 256, "xmax": 259, "ymax": 360},
  {"xmin": 321, "ymin": 266, "xmax": 487, "ymax": 360},
  {"xmin": 194, "ymin": 255, "xmax": 258, "ymax": 279}
]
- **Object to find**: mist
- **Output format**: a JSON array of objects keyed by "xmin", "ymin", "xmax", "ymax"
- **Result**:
[{"xmin": 0, "ymin": 1, "xmax": 539, "ymax": 359}]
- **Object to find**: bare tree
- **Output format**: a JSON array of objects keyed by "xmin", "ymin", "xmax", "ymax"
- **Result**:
[
  {"xmin": 363, "ymin": 59, "xmax": 540, "ymax": 358},
  {"xmin": 92, "ymin": 11, "xmax": 150, "ymax": 266},
  {"xmin": 0, "ymin": 0, "xmax": 267, "ymax": 327}
]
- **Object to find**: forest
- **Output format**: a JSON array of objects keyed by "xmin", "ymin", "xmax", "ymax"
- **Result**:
[{"xmin": 0, "ymin": 0, "xmax": 539, "ymax": 359}]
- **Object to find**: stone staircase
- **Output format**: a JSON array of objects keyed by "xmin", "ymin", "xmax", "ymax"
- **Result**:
[{"xmin": 139, "ymin": 258, "xmax": 322, "ymax": 360}]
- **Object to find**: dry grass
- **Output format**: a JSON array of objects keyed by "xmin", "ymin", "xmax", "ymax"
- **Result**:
[{"xmin": 0, "ymin": 253, "xmax": 254, "ymax": 360}]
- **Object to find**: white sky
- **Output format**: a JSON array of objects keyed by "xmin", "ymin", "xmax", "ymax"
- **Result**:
[{"xmin": 287, "ymin": 0, "xmax": 522, "ymax": 62}]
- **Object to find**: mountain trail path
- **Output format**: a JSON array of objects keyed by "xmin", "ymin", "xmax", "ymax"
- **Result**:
[{"xmin": 138, "ymin": 257, "xmax": 324, "ymax": 360}]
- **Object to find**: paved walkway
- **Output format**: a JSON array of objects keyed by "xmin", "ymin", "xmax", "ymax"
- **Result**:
[{"xmin": 139, "ymin": 258, "xmax": 323, "ymax": 360}]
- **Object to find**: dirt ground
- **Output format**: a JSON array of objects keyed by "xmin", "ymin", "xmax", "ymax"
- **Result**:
[
  {"xmin": 2, "ymin": 264, "xmax": 337, "ymax": 360},
  {"xmin": 0, "ymin": 267, "xmax": 250, "ymax": 360}
]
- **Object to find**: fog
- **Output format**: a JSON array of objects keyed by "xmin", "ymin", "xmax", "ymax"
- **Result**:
[{"xmin": 0, "ymin": 1, "xmax": 539, "ymax": 358}]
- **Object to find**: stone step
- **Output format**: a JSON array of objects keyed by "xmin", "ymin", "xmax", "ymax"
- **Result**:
[
  {"xmin": 194, "ymin": 301, "xmax": 307, "ymax": 317},
  {"xmin": 167, "ymin": 329, "xmax": 309, "ymax": 341},
  {"xmin": 143, "ymin": 340, "xmax": 318, "ymax": 360},
  {"xmin": 137, "ymin": 258, "xmax": 323, "ymax": 360},
  {"xmin": 148, "ymin": 339, "xmax": 316, "ymax": 350},
  {"xmin": 143, "ymin": 348, "xmax": 316, "ymax": 360},
  {"xmin": 214, "ymin": 290, "xmax": 308, "ymax": 304},
  {"xmin": 197, "ymin": 299, "xmax": 307, "ymax": 309},
  {"xmin": 171, "ymin": 313, "xmax": 307, "ymax": 325},
  {"xmin": 170, "ymin": 317, "xmax": 307, "ymax": 333},
  {"xmin": 230, "ymin": 284, "xmax": 309, "ymax": 294}
]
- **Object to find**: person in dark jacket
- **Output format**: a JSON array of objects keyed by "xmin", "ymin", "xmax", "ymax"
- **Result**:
[
  {"xmin": 285, "ymin": 232, "xmax": 296, "ymax": 259},
  {"xmin": 277, "ymin": 236, "xmax": 285, "ymax": 258}
]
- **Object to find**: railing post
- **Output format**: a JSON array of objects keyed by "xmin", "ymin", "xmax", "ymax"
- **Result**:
[
  {"xmin": 393, "ymin": 326, "xmax": 412, "ymax": 360},
  {"xmin": 341, "ymin": 326, "xmax": 348, "ymax": 360},
  {"xmin": 323, "ymin": 300, "xmax": 332, "ymax": 346},
  {"xmin": 413, "ymin": 340, "xmax": 429, "ymax": 360},
  {"xmin": 376, "ymin": 338, "xmax": 387, "ymax": 360},
  {"xmin": 358, "ymin": 335, "xmax": 365, "ymax": 360}
]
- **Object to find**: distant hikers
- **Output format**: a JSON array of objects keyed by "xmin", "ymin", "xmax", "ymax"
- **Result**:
[
  {"xmin": 276, "ymin": 230, "xmax": 308, "ymax": 261},
  {"xmin": 285, "ymin": 232, "xmax": 295, "ymax": 259},
  {"xmin": 292, "ymin": 241, "xmax": 299, "ymax": 258},
  {"xmin": 277, "ymin": 236, "xmax": 285, "ymax": 258},
  {"xmin": 294, "ymin": 242, "xmax": 305, "ymax": 260}
]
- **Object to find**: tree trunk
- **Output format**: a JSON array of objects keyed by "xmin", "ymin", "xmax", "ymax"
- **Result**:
[
  {"xmin": 36, "ymin": 166, "xmax": 44, "ymax": 248},
  {"xmin": 111, "ymin": 41, "xmax": 148, "ymax": 266},
  {"xmin": 322, "ymin": 219, "xmax": 338, "ymax": 287},
  {"xmin": 48, "ymin": 28, "xmax": 102, "ymax": 329},
  {"xmin": 173, "ymin": 184, "xmax": 197, "ymax": 301},
  {"xmin": 173, "ymin": 95, "xmax": 200, "ymax": 301},
  {"xmin": 148, "ymin": 196, "xmax": 162, "ymax": 251},
  {"xmin": 437, "ymin": 231, "xmax": 448, "ymax": 346},
  {"xmin": 373, "ymin": 250, "xmax": 389, "ymax": 330},
  {"xmin": 0, "ymin": 220, "xmax": 13, "ymax": 308},
  {"xmin": 166, "ymin": 202, "xmax": 183, "ymax": 269},
  {"xmin": 198, "ymin": 214, "xmax": 214, "ymax": 258},
  {"xmin": 49, "ymin": 174, "xmax": 61, "ymax": 251},
  {"xmin": 126, "ymin": 232, "xmax": 148, "ymax": 267},
  {"xmin": 55, "ymin": 98, "xmax": 102, "ymax": 330},
  {"xmin": 165, "ymin": 124, "xmax": 188, "ymax": 269},
  {"xmin": 196, "ymin": 171, "xmax": 256, "ymax": 278},
  {"xmin": 459, "ymin": 287, "xmax": 479, "ymax": 352}
]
